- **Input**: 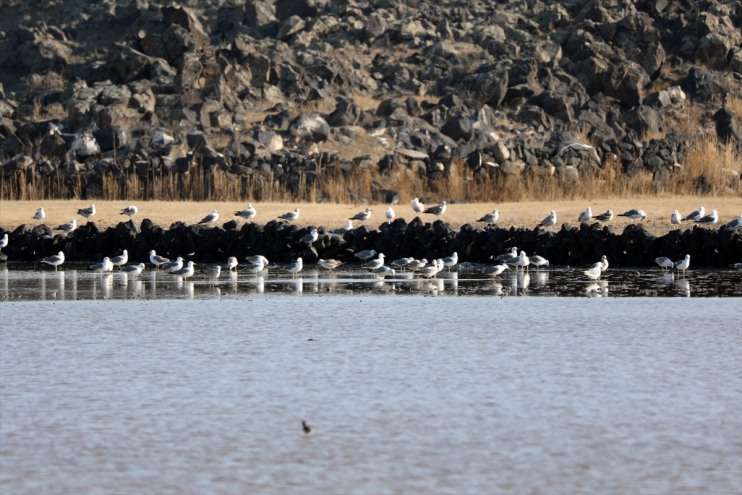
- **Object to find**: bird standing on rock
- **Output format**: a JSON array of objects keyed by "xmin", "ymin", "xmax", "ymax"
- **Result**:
[
  {"xmin": 300, "ymin": 228, "xmax": 319, "ymax": 245},
  {"xmin": 198, "ymin": 210, "xmax": 219, "ymax": 225},
  {"xmin": 385, "ymin": 207, "xmax": 395, "ymax": 223},
  {"xmin": 683, "ymin": 206, "xmax": 704, "ymax": 222},
  {"xmin": 56, "ymin": 219, "xmax": 77, "ymax": 235},
  {"xmin": 538, "ymin": 210, "xmax": 557, "ymax": 228},
  {"xmin": 278, "ymin": 208, "xmax": 300, "ymax": 223},
  {"xmin": 235, "ymin": 203, "xmax": 257, "ymax": 221}
]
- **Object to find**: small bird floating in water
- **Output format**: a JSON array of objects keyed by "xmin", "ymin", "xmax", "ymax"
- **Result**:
[{"xmin": 302, "ymin": 420, "xmax": 313, "ymax": 436}]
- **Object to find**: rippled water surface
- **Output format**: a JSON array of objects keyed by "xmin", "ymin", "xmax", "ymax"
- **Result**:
[{"xmin": 2, "ymin": 293, "xmax": 741, "ymax": 495}]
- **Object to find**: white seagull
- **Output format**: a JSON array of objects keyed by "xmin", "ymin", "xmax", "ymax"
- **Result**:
[
  {"xmin": 318, "ymin": 259, "xmax": 343, "ymax": 271},
  {"xmin": 674, "ymin": 254, "xmax": 691, "ymax": 275},
  {"xmin": 423, "ymin": 201, "xmax": 447, "ymax": 218},
  {"xmin": 515, "ymin": 251, "xmax": 530, "ymax": 271},
  {"xmin": 245, "ymin": 254, "xmax": 270, "ymax": 267},
  {"xmin": 354, "ymin": 249, "xmax": 377, "ymax": 262},
  {"xmin": 0, "ymin": 233, "xmax": 7, "ymax": 250},
  {"xmin": 496, "ymin": 247, "xmax": 519, "ymax": 263},
  {"xmin": 41, "ymin": 251, "xmax": 65, "ymax": 270},
  {"xmin": 599, "ymin": 255, "xmax": 609, "ymax": 272},
  {"xmin": 56, "ymin": 219, "xmax": 77, "ymax": 234},
  {"xmin": 618, "ymin": 209, "xmax": 647, "ymax": 221},
  {"xmin": 385, "ymin": 207, "xmax": 395, "ymax": 223},
  {"xmin": 478, "ymin": 209, "xmax": 500, "ymax": 226},
  {"xmin": 149, "ymin": 250, "xmax": 170, "ymax": 268},
  {"xmin": 584, "ymin": 262, "xmax": 603, "ymax": 280},
  {"xmin": 682, "ymin": 206, "xmax": 705, "ymax": 222},
  {"xmin": 172, "ymin": 261, "xmax": 195, "ymax": 279},
  {"xmin": 331, "ymin": 220, "xmax": 354, "ymax": 235},
  {"xmin": 111, "ymin": 250, "xmax": 128, "ymax": 269},
  {"xmin": 695, "ymin": 209, "xmax": 718, "ymax": 225},
  {"xmin": 655, "ymin": 257, "xmax": 674, "ymax": 271},
  {"xmin": 671, "ymin": 210, "xmax": 682, "ymax": 225},
  {"xmin": 529, "ymin": 255, "xmax": 549, "ymax": 269},
  {"xmin": 226, "ymin": 256, "xmax": 238, "ymax": 271},
  {"xmin": 202, "ymin": 265, "xmax": 221, "ymax": 283},
  {"xmin": 363, "ymin": 253, "xmax": 386, "ymax": 271},
  {"xmin": 120, "ymin": 205, "xmax": 138, "ymax": 217},
  {"xmin": 724, "ymin": 214, "xmax": 742, "ymax": 230},
  {"xmin": 578, "ymin": 206, "xmax": 593, "ymax": 223},
  {"xmin": 592, "ymin": 210, "xmax": 613, "ymax": 222},
  {"xmin": 371, "ymin": 265, "xmax": 396, "ymax": 278},
  {"xmin": 483, "ymin": 264, "xmax": 509, "ymax": 277},
  {"xmin": 77, "ymin": 204, "xmax": 96, "ymax": 219},
  {"xmin": 163, "ymin": 257, "xmax": 184, "ymax": 273},
  {"xmin": 243, "ymin": 257, "xmax": 268, "ymax": 273},
  {"xmin": 300, "ymin": 228, "xmax": 319, "ymax": 245},
  {"xmin": 235, "ymin": 203, "xmax": 257, "ymax": 221},
  {"xmin": 278, "ymin": 208, "xmax": 300, "ymax": 222},
  {"xmin": 121, "ymin": 263, "xmax": 146, "ymax": 276},
  {"xmin": 411, "ymin": 197, "xmax": 424, "ymax": 213},
  {"xmin": 281, "ymin": 257, "xmax": 303, "ymax": 277},
  {"xmin": 89, "ymin": 257, "xmax": 114, "ymax": 273},
  {"xmin": 198, "ymin": 210, "xmax": 219, "ymax": 225},
  {"xmin": 33, "ymin": 207, "xmax": 46, "ymax": 222},
  {"xmin": 538, "ymin": 210, "xmax": 557, "ymax": 228},
  {"xmin": 442, "ymin": 252, "xmax": 458, "ymax": 271},
  {"xmin": 350, "ymin": 208, "xmax": 373, "ymax": 222}
]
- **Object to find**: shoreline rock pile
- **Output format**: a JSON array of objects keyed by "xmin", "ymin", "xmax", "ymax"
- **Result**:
[
  {"xmin": 1, "ymin": 0, "xmax": 741, "ymax": 201},
  {"xmin": 2, "ymin": 218, "xmax": 740, "ymax": 268}
]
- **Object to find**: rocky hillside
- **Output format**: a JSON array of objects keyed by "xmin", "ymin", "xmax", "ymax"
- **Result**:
[{"xmin": 0, "ymin": 0, "xmax": 740, "ymax": 202}]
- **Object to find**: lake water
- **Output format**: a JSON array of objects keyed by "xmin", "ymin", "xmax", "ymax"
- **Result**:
[{"xmin": 1, "ymin": 266, "xmax": 741, "ymax": 494}]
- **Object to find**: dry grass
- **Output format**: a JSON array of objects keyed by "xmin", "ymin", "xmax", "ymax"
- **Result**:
[{"xmin": 2, "ymin": 197, "xmax": 741, "ymax": 236}]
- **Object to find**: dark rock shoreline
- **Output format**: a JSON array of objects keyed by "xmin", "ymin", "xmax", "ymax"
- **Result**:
[
  {"xmin": 1, "ymin": 0, "xmax": 741, "ymax": 200},
  {"xmin": 2, "ymin": 219, "xmax": 740, "ymax": 269}
]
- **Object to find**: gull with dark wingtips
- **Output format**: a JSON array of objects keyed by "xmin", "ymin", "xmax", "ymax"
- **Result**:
[
  {"xmin": 235, "ymin": 203, "xmax": 257, "ymax": 221},
  {"xmin": 56, "ymin": 219, "xmax": 77, "ymax": 235},
  {"xmin": 162, "ymin": 257, "xmax": 184, "ymax": 273},
  {"xmin": 111, "ymin": 250, "xmax": 128, "ymax": 269},
  {"xmin": 578, "ymin": 206, "xmax": 592, "ymax": 223},
  {"xmin": 655, "ymin": 257, "xmax": 674, "ymax": 271},
  {"xmin": 278, "ymin": 208, "xmax": 300, "ymax": 223},
  {"xmin": 675, "ymin": 254, "xmax": 690, "ymax": 276},
  {"xmin": 477, "ymin": 209, "xmax": 500, "ymax": 226},
  {"xmin": 33, "ymin": 207, "xmax": 46, "ymax": 222},
  {"xmin": 683, "ymin": 206, "xmax": 704, "ymax": 222},
  {"xmin": 77, "ymin": 203, "xmax": 96, "ymax": 219},
  {"xmin": 695, "ymin": 209, "xmax": 718, "ymax": 225},
  {"xmin": 318, "ymin": 259, "xmax": 343, "ymax": 271},
  {"xmin": 592, "ymin": 209, "xmax": 613, "ymax": 222},
  {"xmin": 172, "ymin": 261, "xmax": 195, "ymax": 279},
  {"xmin": 89, "ymin": 257, "xmax": 114, "ymax": 273},
  {"xmin": 671, "ymin": 210, "xmax": 681, "ymax": 225},
  {"xmin": 537, "ymin": 210, "xmax": 557, "ymax": 228},
  {"xmin": 483, "ymin": 263, "xmax": 508, "ymax": 277},
  {"xmin": 198, "ymin": 210, "xmax": 219, "ymax": 225},
  {"xmin": 350, "ymin": 208, "xmax": 372, "ymax": 222},
  {"xmin": 363, "ymin": 253, "xmax": 386, "ymax": 271},
  {"xmin": 120, "ymin": 205, "xmax": 138, "ymax": 217},
  {"xmin": 41, "ymin": 251, "xmax": 65, "ymax": 270},
  {"xmin": 423, "ymin": 201, "xmax": 447, "ymax": 218},
  {"xmin": 281, "ymin": 257, "xmax": 303, "ymax": 277},
  {"xmin": 618, "ymin": 208, "xmax": 647, "ymax": 221},
  {"xmin": 121, "ymin": 263, "xmax": 146, "ymax": 276},
  {"xmin": 584, "ymin": 262, "xmax": 603, "ymax": 280},
  {"xmin": 300, "ymin": 228, "xmax": 319, "ymax": 245}
]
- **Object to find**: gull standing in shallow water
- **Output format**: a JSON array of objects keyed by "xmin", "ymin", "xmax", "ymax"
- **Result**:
[
  {"xmin": 354, "ymin": 249, "xmax": 377, "ymax": 262},
  {"xmin": 655, "ymin": 257, "xmax": 674, "ymax": 271},
  {"xmin": 300, "ymin": 228, "xmax": 319, "ymax": 245},
  {"xmin": 442, "ymin": 252, "xmax": 458, "ymax": 271},
  {"xmin": 318, "ymin": 259, "xmax": 343, "ymax": 271},
  {"xmin": 226, "ymin": 256, "xmax": 238, "ymax": 271},
  {"xmin": 245, "ymin": 254, "xmax": 270, "ymax": 267},
  {"xmin": 121, "ymin": 263, "xmax": 146, "ymax": 276},
  {"xmin": 41, "ymin": 251, "xmax": 65, "ymax": 270},
  {"xmin": 120, "ymin": 205, "xmax": 138, "ymax": 217},
  {"xmin": 163, "ymin": 257, "xmax": 184, "ymax": 273},
  {"xmin": 618, "ymin": 209, "xmax": 647, "ymax": 221},
  {"xmin": 483, "ymin": 263, "xmax": 508, "ymax": 278},
  {"xmin": 529, "ymin": 255, "xmax": 549, "ymax": 269},
  {"xmin": 149, "ymin": 250, "xmax": 169, "ymax": 268},
  {"xmin": 198, "ymin": 210, "xmax": 219, "ymax": 225},
  {"xmin": 599, "ymin": 255, "xmax": 609, "ymax": 272},
  {"xmin": 89, "ymin": 257, "xmax": 114, "ymax": 273},
  {"xmin": 172, "ymin": 261, "xmax": 195, "ymax": 279},
  {"xmin": 202, "ymin": 265, "xmax": 221, "ymax": 284},
  {"xmin": 584, "ymin": 262, "xmax": 603, "ymax": 280},
  {"xmin": 111, "ymin": 250, "xmax": 128, "ymax": 270},
  {"xmin": 33, "ymin": 207, "xmax": 46, "ymax": 223},
  {"xmin": 363, "ymin": 253, "xmax": 386, "ymax": 271},
  {"xmin": 281, "ymin": 257, "xmax": 303, "ymax": 277},
  {"xmin": 675, "ymin": 254, "xmax": 690, "ymax": 276}
]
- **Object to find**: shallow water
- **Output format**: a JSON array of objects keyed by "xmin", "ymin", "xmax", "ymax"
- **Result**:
[
  {"xmin": 1, "ymin": 297, "xmax": 740, "ymax": 495},
  {"xmin": 1, "ymin": 263, "xmax": 742, "ymax": 300}
]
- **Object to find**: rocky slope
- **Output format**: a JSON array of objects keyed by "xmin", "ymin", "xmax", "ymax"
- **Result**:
[{"xmin": 0, "ymin": 0, "xmax": 740, "ymax": 201}]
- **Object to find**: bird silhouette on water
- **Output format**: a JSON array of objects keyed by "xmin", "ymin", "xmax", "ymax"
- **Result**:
[{"xmin": 302, "ymin": 421, "xmax": 313, "ymax": 437}]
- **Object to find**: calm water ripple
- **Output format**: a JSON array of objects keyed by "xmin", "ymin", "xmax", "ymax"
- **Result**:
[{"xmin": 1, "ymin": 297, "xmax": 740, "ymax": 495}]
